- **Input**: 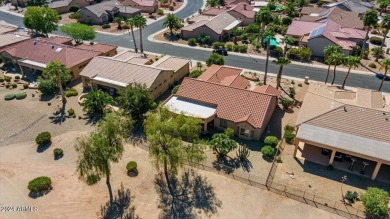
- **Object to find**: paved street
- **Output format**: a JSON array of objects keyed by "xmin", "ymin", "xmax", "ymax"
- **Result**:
[{"xmin": 0, "ymin": 0, "xmax": 389, "ymax": 92}]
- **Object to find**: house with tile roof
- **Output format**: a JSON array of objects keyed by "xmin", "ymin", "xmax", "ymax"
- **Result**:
[
  {"xmin": 78, "ymin": 0, "xmax": 140, "ymax": 25},
  {"xmin": 197, "ymin": 65, "xmax": 249, "ymax": 89},
  {"xmin": 47, "ymin": 0, "xmax": 92, "ymax": 14},
  {"xmin": 0, "ymin": 21, "xmax": 31, "ymax": 51},
  {"xmin": 323, "ymin": 0, "xmax": 373, "ymax": 16},
  {"xmin": 293, "ymin": 83, "xmax": 390, "ymax": 181},
  {"xmin": 0, "ymin": 37, "xmax": 117, "ymax": 79},
  {"xmin": 118, "ymin": 0, "xmax": 158, "ymax": 13},
  {"xmin": 163, "ymin": 77, "xmax": 278, "ymax": 140},
  {"xmin": 286, "ymin": 19, "xmax": 366, "ymax": 57},
  {"xmin": 198, "ymin": 2, "xmax": 256, "ymax": 25}
]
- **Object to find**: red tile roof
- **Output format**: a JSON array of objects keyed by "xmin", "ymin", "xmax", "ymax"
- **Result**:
[
  {"xmin": 176, "ymin": 78, "xmax": 276, "ymax": 128},
  {"xmin": 198, "ymin": 65, "xmax": 249, "ymax": 89},
  {"xmin": 286, "ymin": 20, "xmax": 324, "ymax": 36},
  {"xmin": 254, "ymin": 85, "xmax": 281, "ymax": 97},
  {"xmin": 76, "ymin": 42, "xmax": 117, "ymax": 54},
  {"xmin": 230, "ymin": 2, "xmax": 256, "ymax": 18},
  {"xmin": 202, "ymin": 7, "xmax": 229, "ymax": 16}
]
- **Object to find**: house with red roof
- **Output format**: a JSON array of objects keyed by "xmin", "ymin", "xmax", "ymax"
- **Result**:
[
  {"xmin": 200, "ymin": 2, "xmax": 256, "ymax": 25},
  {"xmin": 119, "ymin": 0, "xmax": 158, "ymax": 13},
  {"xmin": 163, "ymin": 77, "xmax": 278, "ymax": 141},
  {"xmin": 197, "ymin": 65, "xmax": 250, "ymax": 89}
]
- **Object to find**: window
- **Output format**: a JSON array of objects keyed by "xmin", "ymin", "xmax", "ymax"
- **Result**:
[
  {"xmin": 240, "ymin": 128, "xmax": 251, "ymax": 137},
  {"xmin": 250, "ymin": 130, "xmax": 254, "ymax": 138},
  {"xmin": 220, "ymin": 119, "xmax": 227, "ymax": 128}
]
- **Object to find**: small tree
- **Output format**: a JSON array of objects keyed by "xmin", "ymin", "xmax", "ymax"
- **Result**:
[
  {"xmin": 60, "ymin": 23, "xmax": 96, "ymax": 44},
  {"xmin": 264, "ymin": 136, "xmax": 279, "ymax": 147},
  {"xmin": 35, "ymin": 131, "xmax": 51, "ymax": 146},
  {"xmin": 43, "ymin": 61, "xmax": 71, "ymax": 103},
  {"xmin": 206, "ymin": 53, "xmax": 224, "ymax": 66},
  {"xmin": 196, "ymin": 61, "xmax": 203, "ymax": 70},
  {"xmin": 162, "ymin": 13, "xmax": 182, "ymax": 35},
  {"xmin": 114, "ymin": 17, "xmax": 124, "ymax": 30},
  {"xmin": 261, "ymin": 145, "xmax": 275, "ymax": 158},
  {"xmin": 82, "ymin": 90, "xmax": 114, "ymax": 118},
  {"xmin": 210, "ymin": 128, "xmax": 237, "ymax": 157},
  {"xmin": 360, "ymin": 187, "xmax": 389, "ymax": 219},
  {"xmin": 68, "ymin": 5, "xmax": 79, "ymax": 13},
  {"xmin": 23, "ymin": 6, "xmax": 59, "ymax": 37}
]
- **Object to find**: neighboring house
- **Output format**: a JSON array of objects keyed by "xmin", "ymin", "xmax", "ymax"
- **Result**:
[
  {"xmin": 200, "ymin": 3, "xmax": 255, "ymax": 25},
  {"xmin": 47, "ymin": 0, "xmax": 91, "ymax": 14},
  {"xmin": 300, "ymin": 7, "xmax": 364, "ymax": 29},
  {"xmin": 0, "ymin": 37, "xmax": 117, "ymax": 79},
  {"xmin": 197, "ymin": 65, "xmax": 250, "ymax": 89},
  {"xmin": 253, "ymin": 84, "xmax": 281, "ymax": 98},
  {"xmin": 78, "ymin": 0, "xmax": 140, "ymax": 25},
  {"xmin": 323, "ymin": 0, "xmax": 373, "ymax": 16},
  {"xmin": 0, "ymin": 20, "xmax": 19, "ymax": 34},
  {"xmin": 163, "ymin": 78, "xmax": 278, "ymax": 140},
  {"xmin": 118, "ymin": 0, "xmax": 157, "ymax": 13},
  {"xmin": 294, "ymin": 83, "xmax": 390, "ymax": 181},
  {"xmin": 181, "ymin": 12, "xmax": 242, "ymax": 41},
  {"xmin": 286, "ymin": 20, "xmax": 366, "ymax": 57},
  {"xmin": 79, "ymin": 52, "xmax": 190, "ymax": 99},
  {"xmin": 0, "ymin": 32, "xmax": 31, "ymax": 51}
]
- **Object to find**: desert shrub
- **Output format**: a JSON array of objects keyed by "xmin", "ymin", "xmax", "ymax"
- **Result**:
[
  {"xmin": 69, "ymin": 12, "xmax": 81, "ymax": 19},
  {"xmin": 11, "ymin": 82, "xmax": 17, "ymax": 88},
  {"xmin": 172, "ymin": 85, "xmax": 180, "ymax": 94},
  {"xmin": 206, "ymin": 53, "xmax": 224, "ymax": 66},
  {"xmin": 126, "ymin": 161, "xmax": 137, "ymax": 171},
  {"xmin": 23, "ymin": 82, "xmax": 29, "ymax": 89},
  {"xmin": 284, "ymin": 131, "xmax": 295, "ymax": 144},
  {"xmin": 67, "ymin": 108, "xmax": 75, "ymax": 116},
  {"xmin": 28, "ymin": 176, "xmax": 52, "ymax": 194},
  {"xmin": 261, "ymin": 145, "xmax": 276, "ymax": 158},
  {"xmin": 233, "ymin": 44, "xmax": 240, "ymax": 52},
  {"xmin": 280, "ymin": 97, "xmax": 293, "ymax": 109},
  {"xmin": 284, "ymin": 124, "xmax": 295, "ymax": 132},
  {"xmin": 289, "ymin": 87, "xmax": 296, "ymax": 97},
  {"xmin": 236, "ymin": 144, "xmax": 250, "ymax": 161},
  {"xmin": 361, "ymin": 187, "xmax": 389, "ymax": 219},
  {"xmin": 287, "ymin": 47, "xmax": 299, "ymax": 60},
  {"xmin": 157, "ymin": 8, "xmax": 164, "ymax": 15},
  {"xmin": 102, "ymin": 24, "xmax": 111, "ymax": 29},
  {"xmin": 212, "ymin": 42, "xmax": 225, "ymax": 49},
  {"xmin": 291, "ymin": 79, "xmax": 295, "ymax": 84},
  {"xmin": 65, "ymin": 88, "xmax": 78, "ymax": 97},
  {"xmin": 226, "ymin": 44, "xmax": 233, "ymax": 51},
  {"xmin": 35, "ymin": 131, "xmax": 51, "ymax": 146},
  {"xmin": 241, "ymin": 33, "xmax": 248, "ymax": 41},
  {"xmin": 86, "ymin": 174, "xmax": 100, "ymax": 185},
  {"xmin": 68, "ymin": 5, "xmax": 79, "ymax": 13},
  {"xmin": 345, "ymin": 191, "xmax": 359, "ymax": 203},
  {"xmin": 188, "ymin": 38, "xmax": 197, "ymax": 46},
  {"xmin": 271, "ymin": 46, "xmax": 283, "ymax": 58},
  {"xmin": 371, "ymin": 29, "xmax": 378, "ymax": 34},
  {"xmin": 15, "ymin": 93, "xmax": 27, "ymax": 100},
  {"xmin": 15, "ymin": 75, "xmax": 20, "ymax": 80},
  {"xmin": 4, "ymin": 76, "xmax": 11, "ymax": 82},
  {"xmin": 38, "ymin": 78, "xmax": 57, "ymax": 95},
  {"xmin": 368, "ymin": 62, "xmax": 377, "ymax": 68},
  {"xmin": 239, "ymin": 45, "xmax": 247, "ymax": 53},
  {"xmin": 362, "ymin": 49, "xmax": 369, "ymax": 59},
  {"xmin": 4, "ymin": 93, "xmax": 15, "ymax": 100},
  {"xmin": 276, "ymin": 156, "xmax": 283, "ymax": 163},
  {"xmin": 169, "ymin": 5, "xmax": 174, "ymax": 10},
  {"xmin": 5, "ymin": 83, "xmax": 10, "ymax": 88},
  {"xmin": 282, "ymin": 17, "xmax": 292, "ymax": 26},
  {"xmin": 264, "ymin": 136, "xmax": 279, "ymax": 147},
  {"xmin": 317, "ymin": 0, "xmax": 324, "ymax": 6},
  {"xmin": 369, "ymin": 36, "xmax": 383, "ymax": 45},
  {"xmin": 189, "ymin": 70, "xmax": 202, "ymax": 78},
  {"xmin": 122, "ymin": 24, "xmax": 130, "ymax": 29},
  {"xmin": 53, "ymin": 148, "xmax": 64, "ymax": 158},
  {"xmin": 0, "ymin": 77, "xmax": 4, "ymax": 82}
]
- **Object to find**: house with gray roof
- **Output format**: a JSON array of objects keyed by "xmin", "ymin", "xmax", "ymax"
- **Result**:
[
  {"xmin": 323, "ymin": 0, "xmax": 373, "ymax": 16},
  {"xmin": 78, "ymin": 0, "xmax": 140, "ymax": 25}
]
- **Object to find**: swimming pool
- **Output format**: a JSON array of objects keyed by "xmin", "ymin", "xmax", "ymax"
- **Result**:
[{"xmin": 263, "ymin": 37, "xmax": 279, "ymax": 46}]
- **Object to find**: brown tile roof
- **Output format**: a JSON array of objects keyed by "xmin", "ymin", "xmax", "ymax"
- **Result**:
[
  {"xmin": 254, "ymin": 85, "xmax": 281, "ymax": 97},
  {"xmin": 202, "ymin": 7, "xmax": 229, "ymax": 16},
  {"xmin": 151, "ymin": 56, "xmax": 190, "ymax": 72},
  {"xmin": 230, "ymin": 2, "xmax": 256, "ymax": 18},
  {"xmin": 0, "ymin": 32, "xmax": 30, "ymax": 49},
  {"xmin": 76, "ymin": 42, "xmax": 117, "ymax": 54},
  {"xmin": 129, "ymin": 0, "xmax": 156, "ymax": 7},
  {"xmin": 112, "ymin": 50, "xmax": 142, "ymax": 61},
  {"xmin": 48, "ymin": 36, "xmax": 73, "ymax": 45},
  {"xmin": 175, "ymin": 78, "xmax": 276, "ymax": 128},
  {"xmin": 300, "ymin": 7, "xmax": 363, "ymax": 29},
  {"xmin": 197, "ymin": 65, "xmax": 249, "ymax": 89}
]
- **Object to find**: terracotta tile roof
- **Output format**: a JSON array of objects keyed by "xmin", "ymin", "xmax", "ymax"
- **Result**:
[
  {"xmin": 151, "ymin": 56, "xmax": 190, "ymax": 72},
  {"xmin": 0, "ymin": 38, "xmax": 103, "ymax": 68},
  {"xmin": 76, "ymin": 42, "xmax": 117, "ymax": 54},
  {"xmin": 47, "ymin": 36, "xmax": 73, "ymax": 45},
  {"xmin": 254, "ymin": 85, "xmax": 281, "ymax": 97},
  {"xmin": 129, "ymin": 0, "xmax": 156, "ymax": 7},
  {"xmin": 230, "ymin": 2, "xmax": 256, "ymax": 18},
  {"xmin": 300, "ymin": 7, "xmax": 363, "ymax": 29},
  {"xmin": 112, "ymin": 50, "xmax": 142, "ymax": 61},
  {"xmin": 175, "ymin": 78, "xmax": 276, "ymax": 128},
  {"xmin": 202, "ymin": 7, "xmax": 229, "ymax": 16},
  {"xmin": 197, "ymin": 65, "xmax": 249, "ymax": 89},
  {"xmin": 286, "ymin": 20, "xmax": 325, "ymax": 36}
]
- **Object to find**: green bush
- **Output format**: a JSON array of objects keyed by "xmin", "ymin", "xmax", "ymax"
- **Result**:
[
  {"xmin": 226, "ymin": 44, "xmax": 233, "ymax": 51},
  {"xmin": 65, "ymin": 88, "xmax": 78, "ymax": 97},
  {"xmin": 4, "ymin": 93, "xmax": 15, "ymax": 100},
  {"xmin": 53, "ymin": 148, "xmax": 64, "ymax": 158},
  {"xmin": 126, "ymin": 161, "xmax": 137, "ymax": 171},
  {"xmin": 371, "ymin": 29, "xmax": 378, "ymax": 34},
  {"xmin": 188, "ymin": 38, "xmax": 197, "ymax": 46},
  {"xmin": 157, "ymin": 8, "xmax": 164, "ymax": 15},
  {"xmin": 28, "ymin": 176, "xmax": 52, "ymax": 194},
  {"xmin": 280, "ymin": 97, "xmax": 293, "ymax": 109},
  {"xmin": 368, "ymin": 62, "xmax": 377, "ymax": 68},
  {"xmin": 345, "ymin": 191, "xmax": 359, "ymax": 203},
  {"xmin": 38, "ymin": 78, "xmax": 57, "ymax": 95},
  {"xmin": 284, "ymin": 131, "xmax": 295, "ymax": 144},
  {"xmin": 233, "ymin": 44, "xmax": 240, "ymax": 52},
  {"xmin": 276, "ymin": 156, "xmax": 283, "ymax": 163},
  {"xmin": 206, "ymin": 53, "xmax": 224, "ymax": 66},
  {"xmin": 11, "ymin": 82, "xmax": 17, "ymax": 88},
  {"xmin": 15, "ymin": 93, "xmax": 27, "ymax": 100},
  {"xmin": 261, "ymin": 145, "xmax": 276, "ymax": 158},
  {"xmin": 282, "ymin": 17, "xmax": 292, "ymax": 26},
  {"xmin": 239, "ymin": 45, "xmax": 247, "ymax": 53},
  {"xmin": 271, "ymin": 46, "xmax": 283, "ymax": 58},
  {"xmin": 68, "ymin": 5, "xmax": 79, "ymax": 12},
  {"xmin": 4, "ymin": 76, "xmax": 11, "ymax": 82},
  {"xmin": 86, "ymin": 174, "xmax": 100, "ymax": 185},
  {"xmin": 317, "ymin": 0, "xmax": 324, "ymax": 6},
  {"xmin": 361, "ymin": 187, "xmax": 389, "ymax": 219},
  {"xmin": 122, "ymin": 24, "xmax": 130, "ymax": 29},
  {"xmin": 212, "ymin": 42, "xmax": 225, "ymax": 49},
  {"xmin": 241, "ymin": 33, "xmax": 248, "ymax": 41},
  {"xmin": 284, "ymin": 124, "xmax": 295, "ymax": 132},
  {"xmin": 15, "ymin": 75, "xmax": 20, "ymax": 80},
  {"xmin": 69, "ymin": 12, "xmax": 81, "ymax": 19},
  {"xmin": 102, "ymin": 24, "xmax": 111, "ymax": 29},
  {"xmin": 189, "ymin": 70, "xmax": 202, "ymax": 78},
  {"xmin": 369, "ymin": 36, "xmax": 383, "ymax": 45},
  {"xmin": 67, "ymin": 108, "xmax": 75, "ymax": 116},
  {"xmin": 172, "ymin": 85, "xmax": 180, "ymax": 94},
  {"xmin": 5, "ymin": 83, "xmax": 10, "ymax": 88},
  {"xmin": 23, "ymin": 82, "xmax": 29, "ymax": 89},
  {"xmin": 289, "ymin": 87, "xmax": 296, "ymax": 97},
  {"xmin": 35, "ymin": 131, "xmax": 51, "ymax": 146},
  {"xmin": 0, "ymin": 77, "xmax": 4, "ymax": 82},
  {"xmin": 264, "ymin": 136, "xmax": 279, "ymax": 147}
]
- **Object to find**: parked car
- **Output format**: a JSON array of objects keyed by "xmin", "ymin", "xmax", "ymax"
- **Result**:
[{"xmin": 212, "ymin": 48, "xmax": 228, "ymax": 56}]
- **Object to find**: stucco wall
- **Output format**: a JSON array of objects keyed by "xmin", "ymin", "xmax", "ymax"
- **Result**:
[
  {"xmin": 214, "ymin": 117, "xmax": 262, "ymax": 141},
  {"xmin": 173, "ymin": 62, "xmax": 190, "ymax": 81},
  {"xmin": 181, "ymin": 26, "xmax": 221, "ymax": 42},
  {"xmin": 79, "ymin": 9, "xmax": 105, "ymax": 25},
  {"xmin": 307, "ymin": 37, "xmax": 350, "ymax": 57}
]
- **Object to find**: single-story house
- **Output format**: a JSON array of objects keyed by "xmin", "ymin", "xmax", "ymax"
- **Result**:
[
  {"xmin": 286, "ymin": 19, "xmax": 366, "ymax": 57},
  {"xmin": 227, "ymin": 2, "xmax": 256, "ymax": 26},
  {"xmin": 181, "ymin": 12, "xmax": 242, "ymax": 42},
  {"xmin": 0, "ymin": 31, "xmax": 31, "ymax": 51},
  {"xmin": 163, "ymin": 77, "xmax": 278, "ymax": 140},
  {"xmin": 0, "ymin": 20, "xmax": 19, "ymax": 34},
  {"xmin": 197, "ymin": 64, "xmax": 249, "ymax": 89},
  {"xmin": 47, "ymin": 0, "xmax": 91, "ymax": 14},
  {"xmin": 253, "ymin": 84, "xmax": 281, "ymax": 98},
  {"xmin": 118, "ymin": 0, "xmax": 157, "ymax": 13},
  {"xmin": 300, "ymin": 6, "xmax": 364, "ymax": 29},
  {"xmin": 111, "ymin": 50, "xmax": 151, "ymax": 64},
  {"xmin": 78, "ymin": 0, "xmax": 140, "ymax": 25},
  {"xmin": 294, "ymin": 83, "xmax": 390, "ymax": 181},
  {"xmin": 79, "ymin": 53, "xmax": 190, "ymax": 99},
  {"xmin": 0, "ymin": 37, "xmax": 117, "ymax": 79},
  {"xmin": 323, "ymin": 0, "xmax": 373, "ymax": 16}
]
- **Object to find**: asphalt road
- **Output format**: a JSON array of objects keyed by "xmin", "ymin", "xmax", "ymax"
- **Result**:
[{"xmin": 0, "ymin": 0, "xmax": 389, "ymax": 92}]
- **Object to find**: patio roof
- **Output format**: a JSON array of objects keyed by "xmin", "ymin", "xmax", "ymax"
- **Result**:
[
  {"xmin": 164, "ymin": 96, "xmax": 217, "ymax": 119},
  {"xmin": 19, "ymin": 59, "xmax": 47, "ymax": 69},
  {"xmin": 297, "ymin": 124, "xmax": 390, "ymax": 163}
]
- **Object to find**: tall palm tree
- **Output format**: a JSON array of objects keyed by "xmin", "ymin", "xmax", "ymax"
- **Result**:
[
  {"xmin": 328, "ymin": 52, "xmax": 345, "ymax": 85},
  {"xmin": 126, "ymin": 18, "xmax": 138, "ymax": 53},
  {"xmin": 134, "ymin": 15, "xmax": 147, "ymax": 53},
  {"xmin": 342, "ymin": 56, "xmax": 360, "ymax": 89},
  {"xmin": 273, "ymin": 57, "xmax": 291, "ymax": 88},
  {"xmin": 263, "ymin": 29, "xmax": 275, "ymax": 85},
  {"xmin": 256, "ymin": 8, "xmax": 273, "ymax": 41},
  {"xmin": 280, "ymin": 36, "xmax": 295, "ymax": 57},
  {"xmin": 377, "ymin": 14, "xmax": 390, "ymax": 62},
  {"xmin": 323, "ymin": 45, "xmax": 342, "ymax": 84},
  {"xmin": 162, "ymin": 13, "xmax": 181, "ymax": 35},
  {"xmin": 361, "ymin": 9, "xmax": 379, "ymax": 58},
  {"xmin": 43, "ymin": 61, "xmax": 69, "ymax": 103},
  {"xmin": 378, "ymin": 0, "xmax": 389, "ymax": 16},
  {"xmin": 379, "ymin": 59, "xmax": 390, "ymax": 91}
]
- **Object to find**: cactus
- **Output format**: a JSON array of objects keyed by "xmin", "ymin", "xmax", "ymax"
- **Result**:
[{"xmin": 236, "ymin": 144, "xmax": 250, "ymax": 161}]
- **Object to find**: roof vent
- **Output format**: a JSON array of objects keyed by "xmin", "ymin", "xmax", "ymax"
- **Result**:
[
  {"xmin": 343, "ymin": 106, "xmax": 347, "ymax": 112},
  {"xmin": 51, "ymin": 45, "xmax": 55, "ymax": 49},
  {"xmin": 33, "ymin": 41, "xmax": 37, "ymax": 45}
]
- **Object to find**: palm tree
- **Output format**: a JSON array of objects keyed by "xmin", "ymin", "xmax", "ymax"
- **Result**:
[
  {"xmin": 377, "ymin": 14, "xmax": 390, "ymax": 62},
  {"xmin": 43, "ymin": 61, "xmax": 69, "ymax": 103},
  {"xmin": 280, "ymin": 36, "xmax": 295, "ymax": 57},
  {"xmin": 263, "ymin": 29, "xmax": 275, "ymax": 85},
  {"xmin": 256, "ymin": 8, "xmax": 273, "ymax": 41},
  {"xmin": 342, "ymin": 56, "xmax": 360, "ymax": 88},
  {"xmin": 323, "ymin": 45, "xmax": 342, "ymax": 84},
  {"xmin": 361, "ymin": 9, "xmax": 379, "ymax": 58},
  {"xmin": 126, "ymin": 18, "xmax": 138, "ymax": 53},
  {"xmin": 273, "ymin": 57, "xmax": 291, "ymax": 88},
  {"xmin": 328, "ymin": 52, "xmax": 345, "ymax": 85},
  {"xmin": 113, "ymin": 17, "xmax": 123, "ymax": 30},
  {"xmin": 134, "ymin": 15, "xmax": 147, "ymax": 53},
  {"xmin": 379, "ymin": 59, "xmax": 390, "ymax": 91},
  {"xmin": 162, "ymin": 13, "xmax": 181, "ymax": 35},
  {"xmin": 82, "ymin": 90, "xmax": 114, "ymax": 118},
  {"xmin": 378, "ymin": 0, "xmax": 389, "ymax": 16}
]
